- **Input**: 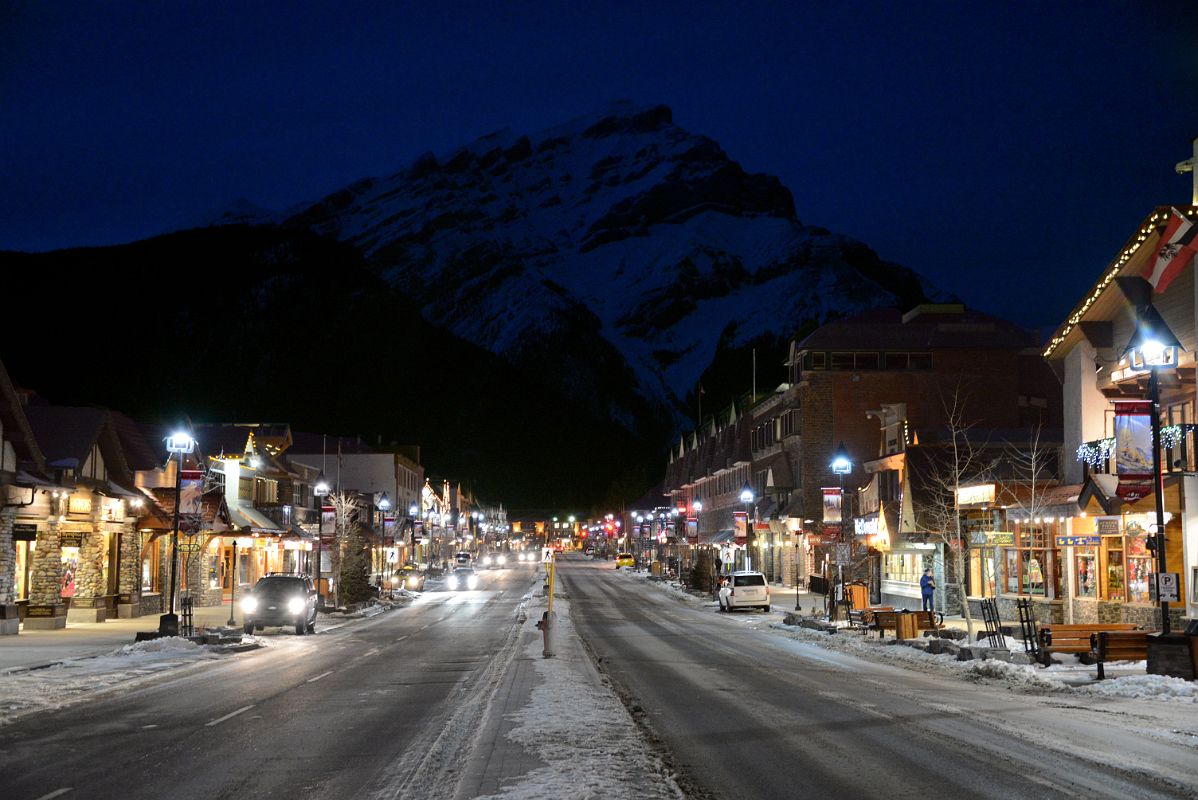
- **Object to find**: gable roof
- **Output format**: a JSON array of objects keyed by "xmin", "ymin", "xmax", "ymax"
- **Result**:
[
  {"xmin": 0, "ymin": 358, "xmax": 44, "ymax": 471},
  {"xmin": 24, "ymin": 406, "xmax": 107, "ymax": 469}
]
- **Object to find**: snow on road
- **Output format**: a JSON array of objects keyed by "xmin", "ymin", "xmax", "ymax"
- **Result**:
[
  {"xmin": 474, "ymin": 596, "xmax": 683, "ymax": 800},
  {"xmin": 0, "ymin": 637, "xmax": 228, "ymax": 725}
]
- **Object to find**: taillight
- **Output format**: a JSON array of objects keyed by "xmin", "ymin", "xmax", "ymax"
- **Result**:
[{"xmin": 730, "ymin": 588, "xmax": 735, "ymax": 596}]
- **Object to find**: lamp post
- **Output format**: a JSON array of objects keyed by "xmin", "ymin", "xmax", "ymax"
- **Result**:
[
  {"xmin": 408, "ymin": 503, "xmax": 418, "ymax": 563},
  {"xmin": 378, "ymin": 492, "xmax": 391, "ymax": 589},
  {"xmin": 1117, "ymin": 276, "xmax": 1183, "ymax": 635},
  {"xmin": 161, "ymin": 430, "xmax": 195, "ymax": 635},
  {"xmin": 830, "ymin": 441, "xmax": 853, "ymax": 617},
  {"xmin": 739, "ymin": 485, "xmax": 755, "ymax": 572},
  {"xmin": 227, "ymin": 538, "xmax": 238, "ymax": 627},
  {"xmin": 314, "ymin": 472, "xmax": 329, "ymax": 609}
]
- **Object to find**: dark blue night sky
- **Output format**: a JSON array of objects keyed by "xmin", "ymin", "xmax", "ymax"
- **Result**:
[{"xmin": 2, "ymin": 2, "xmax": 1196, "ymax": 331}]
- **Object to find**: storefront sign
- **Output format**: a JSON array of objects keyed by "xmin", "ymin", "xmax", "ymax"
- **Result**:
[
  {"xmin": 822, "ymin": 488, "xmax": 842, "ymax": 523},
  {"xmin": 1056, "ymin": 535, "xmax": 1100, "ymax": 547},
  {"xmin": 956, "ymin": 483, "xmax": 995, "ymax": 506},
  {"xmin": 67, "ymin": 496, "xmax": 92, "ymax": 515},
  {"xmin": 59, "ymin": 531, "xmax": 84, "ymax": 548},
  {"xmin": 1096, "ymin": 518, "xmax": 1120, "ymax": 536},
  {"xmin": 854, "ymin": 516, "xmax": 879, "ymax": 537},
  {"xmin": 12, "ymin": 524, "xmax": 37, "ymax": 540},
  {"xmin": 988, "ymin": 532, "xmax": 1014, "ymax": 546},
  {"xmin": 1114, "ymin": 401, "xmax": 1154, "ymax": 503}
]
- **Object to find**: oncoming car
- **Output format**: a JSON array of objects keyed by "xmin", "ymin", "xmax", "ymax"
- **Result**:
[
  {"xmin": 615, "ymin": 553, "xmax": 635, "ymax": 568},
  {"xmin": 446, "ymin": 566, "xmax": 480, "ymax": 591},
  {"xmin": 391, "ymin": 564, "xmax": 425, "ymax": 592},
  {"xmin": 241, "ymin": 574, "xmax": 318, "ymax": 635},
  {"xmin": 480, "ymin": 553, "xmax": 507, "ymax": 569},
  {"xmin": 718, "ymin": 571, "xmax": 770, "ymax": 612}
]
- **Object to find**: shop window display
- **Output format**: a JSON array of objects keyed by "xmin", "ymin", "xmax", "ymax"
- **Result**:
[
  {"xmin": 1002, "ymin": 525, "xmax": 1060, "ymax": 598},
  {"xmin": 1125, "ymin": 535, "xmax": 1151, "ymax": 603},
  {"xmin": 60, "ymin": 547, "xmax": 79, "ymax": 598},
  {"xmin": 15, "ymin": 540, "xmax": 33, "ymax": 600},
  {"xmin": 1074, "ymin": 549, "xmax": 1097, "ymax": 598},
  {"xmin": 1104, "ymin": 537, "xmax": 1125, "ymax": 602},
  {"xmin": 141, "ymin": 538, "xmax": 160, "ymax": 593}
]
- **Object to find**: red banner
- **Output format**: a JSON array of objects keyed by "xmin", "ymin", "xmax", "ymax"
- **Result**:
[{"xmin": 1114, "ymin": 400, "xmax": 1154, "ymax": 503}]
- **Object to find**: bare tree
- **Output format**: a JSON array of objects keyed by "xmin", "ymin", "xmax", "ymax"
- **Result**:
[
  {"xmin": 1002, "ymin": 425, "xmax": 1057, "ymax": 523},
  {"xmin": 327, "ymin": 491, "xmax": 359, "ymax": 608},
  {"xmin": 910, "ymin": 386, "xmax": 990, "ymax": 636}
]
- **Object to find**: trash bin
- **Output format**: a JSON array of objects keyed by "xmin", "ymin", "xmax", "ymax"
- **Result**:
[{"xmin": 650, "ymin": 561, "xmax": 662, "ymax": 577}]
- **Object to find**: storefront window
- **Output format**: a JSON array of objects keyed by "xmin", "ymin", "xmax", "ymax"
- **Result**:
[
  {"xmin": 15, "ymin": 540, "xmax": 33, "ymax": 600},
  {"xmin": 884, "ymin": 552, "xmax": 928, "ymax": 583},
  {"xmin": 60, "ymin": 547, "xmax": 79, "ymax": 598},
  {"xmin": 141, "ymin": 538, "xmax": 160, "ymax": 592},
  {"xmin": 1002, "ymin": 526, "xmax": 1060, "ymax": 597},
  {"xmin": 1126, "ymin": 535, "xmax": 1152, "ymax": 603},
  {"xmin": 1075, "ymin": 548, "xmax": 1097, "ymax": 598},
  {"xmin": 1103, "ymin": 536, "xmax": 1124, "ymax": 601}
]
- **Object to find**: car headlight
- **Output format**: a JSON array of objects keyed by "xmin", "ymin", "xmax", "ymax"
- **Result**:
[
  {"xmin": 497, "ymin": 555, "xmax": 506, "ymax": 566},
  {"xmin": 240, "ymin": 596, "xmax": 258, "ymax": 613},
  {"xmin": 467, "ymin": 575, "xmax": 479, "ymax": 589},
  {"xmin": 408, "ymin": 577, "xmax": 419, "ymax": 588},
  {"xmin": 483, "ymin": 556, "xmax": 493, "ymax": 566},
  {"xmin": 287, "ymin": 597, "xmax": 306, "ymax": 614},
  {"xmin": 448, "ymin": 576, "xmax": 459, "ymax": 589}
]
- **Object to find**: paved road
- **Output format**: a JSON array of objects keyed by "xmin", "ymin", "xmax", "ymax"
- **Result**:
[
  {"xmin": 1, "ymin": 566, "xmax": 539, "ymax": 800},
  {"xmin": 561, "ymin": 558, "xmax": 1198, "ymax": 800}
]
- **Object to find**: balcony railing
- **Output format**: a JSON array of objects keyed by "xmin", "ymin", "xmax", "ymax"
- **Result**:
[
  {"xmin": 256, "ymin": 503, "xmax": 319, "ymax": 528},
  {"xmin": 1077, "ymin": 423, "xmax": 1198, "ymax": 477}
]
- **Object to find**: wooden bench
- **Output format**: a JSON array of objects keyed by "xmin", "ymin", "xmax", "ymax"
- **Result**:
[
  {"xmin": 909, "ymin": 610, "xmax": 945, "ymax": 638},
  {"xmin": 847, "ymin": 606, "xmax": 893, "ymax": 632},
  {"xmin": 1037, "ymin": 623, "xmax": 1137, "ymax": 665},
  {"xmin": 1093, "ymin": 630, "xmax": 1152, "ymax": 680}
]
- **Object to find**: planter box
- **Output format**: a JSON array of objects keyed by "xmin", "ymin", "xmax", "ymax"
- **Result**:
[
  {"xmin": 23, "ymin": 604, "xmax": 66, "ymax": 630},
  {"xmin": 1146, "ymin": 633, "xmax": 1195, "ymax": 681}
]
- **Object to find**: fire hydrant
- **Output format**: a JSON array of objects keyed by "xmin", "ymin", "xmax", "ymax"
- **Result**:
[{"xmin": 536, "ymin": 610, "xmax": 557, "ymax": 658}]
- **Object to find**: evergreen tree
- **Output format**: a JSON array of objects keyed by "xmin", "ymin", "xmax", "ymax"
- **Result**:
[{"xmin": 339, "ymin": 524, "xmax": 373, "ymax": 605}]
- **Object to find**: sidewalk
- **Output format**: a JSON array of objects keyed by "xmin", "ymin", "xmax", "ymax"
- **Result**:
[{"xmin": 0, "ymin": 604, "xmax": 243, "ymax": 672}]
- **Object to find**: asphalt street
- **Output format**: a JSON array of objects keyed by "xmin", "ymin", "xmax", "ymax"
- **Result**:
[
  {"xmin": 0, "ymin": 565, "xmax": 540, "ymax": 800},
  {"xmin": 561, "ymin": 558, "xmax": 1198, "ymax": 800}
]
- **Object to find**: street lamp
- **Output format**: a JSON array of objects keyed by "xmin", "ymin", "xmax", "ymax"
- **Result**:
[
  {"xmin": 161, "ymin": 430, "xmax": 195, "ymax": 635},
  {"xmin": 740, "ymin": 485, "xmax": 755, "ymax": 571},
  {"xmin": 830, "ymin": 441, "xmax": 853, "ymax": 618},
  {"xmin": 1118, "ymin": 276, "xmax": 1183, "ymax": 635},
  {"xmin": 378, "ymin": 492, "xmax": 391, "ymax": 585},
  {"xmin": 227, "ymin": 538, "xmax": 238, "ymax": 627},
  {"xmin": 314, "ymin": 471, "xmax": 329, "ymax": 608}
]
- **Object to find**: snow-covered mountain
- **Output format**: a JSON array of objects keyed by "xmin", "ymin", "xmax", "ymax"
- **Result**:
[{"xmin": 266, "ymin": 102, "xmax": 944, "ymax": 428}]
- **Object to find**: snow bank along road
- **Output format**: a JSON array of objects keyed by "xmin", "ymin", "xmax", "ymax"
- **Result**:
[
  {"xmin": 561, "ymin": 558, "xmax": 1198, "ymax": 799},
  {"xmin": 0, "ymin": 567, "xmax": 544, "ymax": 800}
]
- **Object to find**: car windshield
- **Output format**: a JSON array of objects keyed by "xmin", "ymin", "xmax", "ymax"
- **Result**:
[
  {"xmin": 254, "ymin": 578, "xmax": 306, "ymax": 595},
  {"xmin": 733, "ymin": 574, "xmax": 766, "ymax": 587},
  {"xmin": 617, "ymin": 553, "xmax": 632, "ymax": 559}
]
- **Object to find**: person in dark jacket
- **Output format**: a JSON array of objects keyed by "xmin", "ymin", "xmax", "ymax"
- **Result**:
[{"xmin": 920, "ymin": 569, "xmax": 936, "ymax": 612}]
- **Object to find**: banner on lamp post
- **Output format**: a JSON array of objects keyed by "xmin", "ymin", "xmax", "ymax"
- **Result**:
[
  {"xmin": 1114, "ymin": 400, "xmax": 1155, "ymax": 503},
  {"xmin": 822, "ymin": 488, "xmax": 842, "ymax": 523},
  {"xmin": 734, "ymin": 511, "xmax": 748, "ymax": 544}
]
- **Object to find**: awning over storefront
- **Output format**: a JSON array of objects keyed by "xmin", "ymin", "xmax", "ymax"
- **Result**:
[
  {"xmin": 15, "ymin": 470, "xmax": 57, "ymax": 489},
  {"xmin": 228, "ymin": 503, "xmax": 286, "ymax": 534},
  {"xmin": 700, "ymin": 529, "xmax": 736, "ymax": 545},
  {"xmin": 756, "ymin": 497, "xmax": 778, "ymax": 521}
]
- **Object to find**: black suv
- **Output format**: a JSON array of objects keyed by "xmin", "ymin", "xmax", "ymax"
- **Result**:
[{"xmin": 242, "ymin": 574, "xmax": 318, "ymax": 635}]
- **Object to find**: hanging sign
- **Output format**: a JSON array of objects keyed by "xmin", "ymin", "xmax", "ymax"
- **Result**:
[
  {"xmin": 822, "ymin": 488, "xmax": 843, "ymax": 523},
  {"xmin": 1056, "ymin": 535, "xmax": 1101, "ymax": 547},
  {"xmin": 1114, "ymin": 401, "xmax": 1155, "ymax": 503},
  {"xmin": 1096, "ymin": 518, "xmax": 1121, "ymax": 536},
  {"xmin": 179, "ymin": 474, "xmax": 204, "ymax": 534},
  {"xmin": 734, "ymin": 511, "xmax": 748, "ymax": 544}
]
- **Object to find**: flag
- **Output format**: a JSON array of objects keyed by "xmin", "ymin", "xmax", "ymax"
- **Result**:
[{"xmin": 1144, "ymin": 208, "xmax": 1198, "ymax": 293}]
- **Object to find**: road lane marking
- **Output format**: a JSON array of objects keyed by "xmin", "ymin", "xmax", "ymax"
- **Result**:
[
  {"xmin": 365, "ymin": 647, "xmax": 381, "ymax": 657},
  {"xmin": 34, "ymin": 790, "xmax": 72, "ymax": 800},
  {"xmin": 141, "ymin": 724, "xmax": 158, "ymax": 729},
  {"xmin": 204, "ymin": 705, "xmax": 255, "ymax": 727},
  {"xmin": 395, "ymin": 635, "xmax": 408, "ymax": 642},
  {"xmin": 306, "ymin": 670, "xmax": 334, "ymax": 683}
]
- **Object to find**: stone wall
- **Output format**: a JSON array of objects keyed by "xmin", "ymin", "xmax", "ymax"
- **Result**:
[
  {"xmin": 73, "ymin": 531, "xmax": 106, "ymax": 600},
  {"xmin": 118, "ymin": 522, "xmax": 139, "ymax": 594},
  {"xmin": 0, "ymin": 509, "xmax": 14, "ymax": 604},
  {"xmin": 29, "ymin": 524, "xmax": 61, "ymax": 606}
]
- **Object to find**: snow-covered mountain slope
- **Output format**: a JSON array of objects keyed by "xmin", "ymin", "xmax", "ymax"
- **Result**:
[{"xmin": 272, "ymin": 102, "xmax": 945, "ymax": 427}]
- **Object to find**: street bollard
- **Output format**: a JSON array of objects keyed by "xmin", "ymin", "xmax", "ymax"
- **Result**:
[{"xmin": 537, "ymin": 610, "xmax": 557, "ymax": 658}]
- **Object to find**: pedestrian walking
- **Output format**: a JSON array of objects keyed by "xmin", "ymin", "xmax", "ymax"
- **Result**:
[{"xmin": 920, "ymin": 569, "xmax": 935, "ymax": 612}]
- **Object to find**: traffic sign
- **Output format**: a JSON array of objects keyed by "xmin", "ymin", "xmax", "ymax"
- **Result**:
[
  {"xmin": 835, "ymin": 543, "xmax": 851, "ymax": 566},
  {"xmin": 1154, "ymin": 572, "xmax": 1180, "ymax": 603}
]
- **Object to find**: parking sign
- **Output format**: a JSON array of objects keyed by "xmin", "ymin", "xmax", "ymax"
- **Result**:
[{"xmin": 1155, "ymin": 572, "xmax": 1180, "ymax": 603}]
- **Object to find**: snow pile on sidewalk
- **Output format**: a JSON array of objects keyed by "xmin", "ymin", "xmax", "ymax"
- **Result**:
[
  {"xmin": 477, "ymin": 598, "xmax": 683, "ymax": 800},
  {"xmin": 0, "ymin": 637, "xmax": 222, "ymax": 726},
  {"xmin": 771, "ymin": 623, "xmax": 1198, "ymax": 703}
]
